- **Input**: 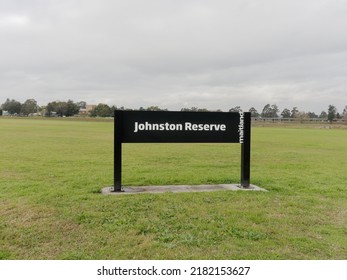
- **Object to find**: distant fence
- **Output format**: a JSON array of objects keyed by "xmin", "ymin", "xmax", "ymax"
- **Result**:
[{"xmin": 252, "ymin": 118, "xmax": 346, "ymax": 123}]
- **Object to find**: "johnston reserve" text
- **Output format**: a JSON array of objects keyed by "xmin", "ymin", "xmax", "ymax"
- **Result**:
[{"xmin": 134, "ymin": 122, "xmax": 227, "ymax": 133}]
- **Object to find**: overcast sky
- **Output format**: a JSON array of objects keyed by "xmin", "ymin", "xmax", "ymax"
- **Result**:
[{"xmin": 1, "ymin": 0, "xmax": 347, "ymax": 113}]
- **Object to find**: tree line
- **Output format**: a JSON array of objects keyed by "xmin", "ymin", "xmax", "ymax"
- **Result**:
[{"xmin": 1, "ymin": 98, "xmax": 346, "ymax": 123}]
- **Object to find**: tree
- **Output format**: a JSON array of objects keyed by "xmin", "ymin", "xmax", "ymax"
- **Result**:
[
  {"xmin": 343, "ymin": 106, "xmax": 347, "ymax": 117},
  {"xmin": 180, "ymin": 107, "xmax": 206, "ymax": 112},
  {"xmin": 261, "ymin": 104, "xmax": 270, "ymax": 117},
  {"xmin": 291, "ymin": 107, "xmax": 299, "ymax": 118},
  {"xmin": 281, "ymin": 108, "xmax": 291, "ymax": 118},
  {"xmin": 66, "ymin": 100, "xmax": 79, "ymax": 116},
  {"xmin": 295, "ymin": 111, "xmax": 308, "ymax": 123},
  {"xmin": 197, "ymin": 108, "xmax": 209, "ymax": 112},
  {"xmin": 307, "ymin": 112, "xmax": 318, "ymax": 118},
  {"xmin": 54, "ymin": 101, "xmax": 68, "ymax": 117},
  {"xmin": 248, "ymin": 107, "xmax": 259, "ymax": 117},
  {"xmin": 21, "ymin": 99, "xmax": 39, "ymax": 116},
  {"xmin": 229, "ymin": 106, "xmax": 242, "ymax": 113},
  {"xmin": 181, "ymin": 107, "xmax": 192, "ymax": 111},
  {"xmin": 271, "ymin": 104, "xmax": 279, "ymax": 117},
  {"xmin": 261, "ymin": 104, "xmax": 279, "ymax": 118},
  {"xmin": 46, "ymin": 101, "xmax": 56, "ymax": 116},
  {"xmin": 146, "ymin": 106, "xmax": 167, "ymax": 111},
  {"xmin": 77, "ymin": 101, "xmax": 87, "ymax": 109},
  {"xmin": 1, "ymin": 98, "xmax": 22, "ymax": 115},
  {"xmin": 90, "ymin": 103, "xmax": 112, "ymax": 117},
  {"xmin": 343, "ymin": 106, "xmax": 347, "ymax": 123},
  {"xmin": 327, "ymin": 105, "xmax": 337, "ymax": 123},
  {"xmin": 46, "ymin": 100, "xmax": 79, "ymax": 117},
  {"xmin": 319, "ymin": 111, "xmax": 328, "ymax": 119},
  {"xmin": 46, "ymin": 101, "xmax": 65, "ymax": 117},
  {"xmin": 181, "ymin": 107, "xmax": 195, "ymax": 112}
]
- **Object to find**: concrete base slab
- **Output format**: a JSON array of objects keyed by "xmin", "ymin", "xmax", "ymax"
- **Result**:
[{"xmin": 101, "ymin": 184, "xmax": 267, "ymax": 195}]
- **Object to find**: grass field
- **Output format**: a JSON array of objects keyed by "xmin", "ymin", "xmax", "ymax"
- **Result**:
[{"xmin": 0, "ymin": 118, "xmax": 346, "ymax": 259}]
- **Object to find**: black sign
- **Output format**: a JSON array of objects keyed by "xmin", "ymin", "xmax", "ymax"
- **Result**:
[
  {"xmin": 114, "ymin": 110, "xmax": 251, "ymax": 191},
  {"xmin": 119, "ymin": 110, "xmax": 244, "ymax": 143}
]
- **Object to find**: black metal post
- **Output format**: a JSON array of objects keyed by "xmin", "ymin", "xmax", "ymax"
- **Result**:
[
  {"xmin": 241, "ymin": 112, "xmax": 251, "ymax": 188},
  {"xmin": 114, "ymin": 110, "xmax": 123, "ymax": 192}
]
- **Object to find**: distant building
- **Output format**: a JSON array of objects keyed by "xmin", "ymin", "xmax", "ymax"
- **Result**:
[
  {"xmin": 86, "ymin": 105, "xmax": 96, "ymax": 112},
  {"xmin": 79, "ymin": 105, "xmax": 96, "ymax": 115}
]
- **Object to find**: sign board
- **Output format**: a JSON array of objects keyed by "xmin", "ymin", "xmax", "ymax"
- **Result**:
[{"xmin": 114, "ymin": 110, "xmax": 251, "ymax": 191}]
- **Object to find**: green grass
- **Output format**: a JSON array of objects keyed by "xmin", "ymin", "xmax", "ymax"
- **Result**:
[{"xmin": 0, "ymin": 118, "xmax": 346, "ymax": 259}]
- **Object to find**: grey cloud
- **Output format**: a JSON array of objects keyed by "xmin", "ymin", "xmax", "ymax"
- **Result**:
[{"xmin": 1, "ymin": 0, "xmax": 347, "ymax": 113}]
